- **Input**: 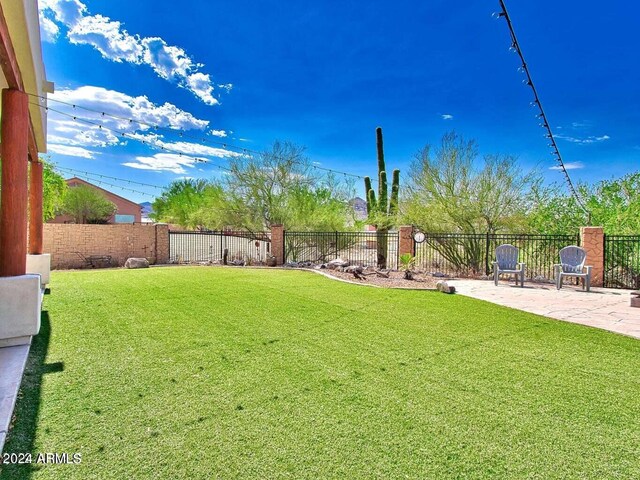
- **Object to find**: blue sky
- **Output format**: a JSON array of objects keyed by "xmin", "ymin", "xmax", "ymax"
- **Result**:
[{"xmin": 38, "ymin": 0, "xmax": 639, "ymax": 203}]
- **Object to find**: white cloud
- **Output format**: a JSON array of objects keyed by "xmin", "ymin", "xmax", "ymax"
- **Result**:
[
  {"xmin": 208, "ymin": 129, "xmax": 227, "ymax": 138},
  {"xmin": 571, "ymin": 121, "xmax": 591, "ymax": 129},
  {"xmin": 39, "ymin": 12, "xmax": 60, "ymax": 42},
  {"xmin": 68, "ymin": 15, "xmax": 143, "ymax": 64},
  {"xmin": 44, "ymin": 86, "xmax": 234, "ymax": 164},
  {"xmin": 39, "ymin": 0, "xmax": 222, "ymax": 105},
  {"xmin": 549, "ymin": 161, "xmax": 584, "ymax": 171},
  {"xmin": 122, "ymin": 153, "xmax": 199, "ymax": 174},
  {"xmin": 126, "ymin": 133, "xmax": 241, "ymax": 159},
  {"xmin": 441, "ymin": 114, "xmax": 454, "ymax": 120},
  {"xmin": 555, "ymin": 134, "xmax": 610, "ymax": 145},
  {"xmin": 40, "ymin": 0, "xmax": 86, "ymax": 27},
  {"xmin": 47, "ymin": 143, "xmax": 97, "ymax": 159}
]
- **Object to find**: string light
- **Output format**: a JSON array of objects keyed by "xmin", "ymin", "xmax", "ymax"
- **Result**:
[
  {"xmin": 31, "ymin": 103, "xmax": 233, "ymax": 173},
  {"xmin": 28, "ymin": 92, "xmax": 376, "ymax": 183},
  {"xmin": 58, "ymin": 170, "xmax": 156, "ymax": 198},
  {"xmin": 494, "ymin": 0, "xmax": 590, "ymax": 219},
  {"xmin": 55, "ymin": 166, "xmax": 165, "ymax": 190}
]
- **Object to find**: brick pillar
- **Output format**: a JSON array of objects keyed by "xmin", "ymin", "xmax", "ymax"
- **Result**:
[
  {"xmin": 399, "ymin": 225, "xmax": 415, "ymax": 257},
  {"xmin": 155, "ymin": 223, "xmax": 170, "ymax": 264},
  {"xmin": 0, "ymin": 89, "xmax": 29, "ymax": 277},
  {"xmin": 271, "ymin": 224, "xmax": 284, "ymax": 265},
  {"xmin": 580, "ymin": 226, "xmax": 604, "ymax": 287},
  {"xmin": 29, "ymin": 160, "xmax": 44, "ymax": 254}
]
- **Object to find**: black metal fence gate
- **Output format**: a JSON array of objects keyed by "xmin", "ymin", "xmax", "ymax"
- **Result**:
[
  {"xmin": 169, "ymin": 231, "xmax": 271, "ymax": 264},
  {"xmin": 284, "ymin": 231, "xmax": 399, "ymax": 269},
  {"xmin": 604, "ymin": 235, "xmax": 640, "ymax": 289}
]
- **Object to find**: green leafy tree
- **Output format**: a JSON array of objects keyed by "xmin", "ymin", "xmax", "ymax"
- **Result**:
[
  {"xmin": 404, "ymin": 131, "xmax": 533, "ymax": 234},
  {"xmin": 403, "ymin": 132, "xmax": 535, "ymax": 274},
  {"xmin": 152, "ymin": 142, "xmax": 355, "ymax": 233},
  {"xmin": 528, "ymin": 172, "xmax": 640, "ymax": 235},
  {"xmin": 41, "ymin": 160, "xmax": 67, "ymax": 220},
  {"xmin": 151, "ymin": 179, "xmax": 212, "ymax": 229},
  {"xmin": 61, "ymin": 185, "xmax": 116, "ymax": 224}
]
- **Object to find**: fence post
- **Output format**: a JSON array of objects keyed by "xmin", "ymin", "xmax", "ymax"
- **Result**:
[
  {"xmin": 580, "ymin": 226, "xmax": 604, "ymax": 287},
  {"xmin": 271, "ymin": 224, "xmax": 285, "ymax": 265},
  {"xmin": 154, "ymin": 223, "xmax": 170, "ymax": 264},
  {"xmin": 398, "ymin": 226, "xmax": 414, "ymax": 261},
  {"xmin": 485, "ymin": 232, "xmax": 491, "ymax": 275}
]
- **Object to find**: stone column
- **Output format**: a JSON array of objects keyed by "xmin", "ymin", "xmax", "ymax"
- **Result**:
[
  {"xmin": 580, "ymin": 226, "xmax": 605, "ymax": 287},
  {"xmin": 398, "ymin": 225, "xmax": 415, "ymax": 257},
  {"xmin": 0, "ymin": 89, "xmax": 29, "ymax": 277},
  {"xmin": 155, "ymin": 223, "xmax": 170, "ymax": 264},
  {"xmin": 271, "ymin": 224, "xmax": 284, "ymax": 265}
]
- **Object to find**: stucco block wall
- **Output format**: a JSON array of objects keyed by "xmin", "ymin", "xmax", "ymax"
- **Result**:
[{"xmin": 44, "ymin": 223, "xmax": 170, "ymax": 269}]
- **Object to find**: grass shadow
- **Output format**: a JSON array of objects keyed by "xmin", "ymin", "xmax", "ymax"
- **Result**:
[{"xmin": 0, "ymin": 311, "xmax": 57, "ymax": 480}]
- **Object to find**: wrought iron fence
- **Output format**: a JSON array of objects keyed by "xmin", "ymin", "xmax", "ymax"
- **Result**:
[
  {"xmin": 169, "ymin": 230, "xmax": 271, "ymax": 264},
  {"xmin": 284, "ymin": 231, "xmax": 399, "ymax": 269},
  {"xmin": 414, "ymin": 233, "xmax": 579, "ymax": 281},
  {"xmin": 604, "ymin": 235, "xmax": 640, "ymax": 289}
]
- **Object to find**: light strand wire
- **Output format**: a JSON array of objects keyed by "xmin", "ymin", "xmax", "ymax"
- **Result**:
[
  {"xmin": 29, "ymin": 92, "xmax": 375, "ymax": 183},
  {"xmin": 496, "ymin": 0, "xmax": 590, "ymax": 218}
]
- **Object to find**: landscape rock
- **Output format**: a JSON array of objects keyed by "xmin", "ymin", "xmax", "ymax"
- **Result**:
[
  {"xmin": 345, "ymin": 265, "xmax": 364, "ymax": 274},
  {"xmin": 266, "ymin": 256, "xmax": 277, "ymax": 267},
  {"xmin": 125, "ymin": 257, "xmax": 150, "ymax": 269},
  {"xmin": 327, "ymin": 258, "xmax": 350, "ymax": 270},
  {"xmin": 436, "ymin": 280, "xmax": 455, "ymax": 294}
]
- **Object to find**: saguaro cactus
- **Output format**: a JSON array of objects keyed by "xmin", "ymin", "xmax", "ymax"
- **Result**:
[{"xmin": 364, "ymin": 127, "xmax": 400, "ymax": 268}]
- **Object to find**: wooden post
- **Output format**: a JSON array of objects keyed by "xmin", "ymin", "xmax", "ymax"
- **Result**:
[
  {"xmin": 0, "ymin": 89, "xmax": 29, "ymax": 276},
  {"xmin": 29, "ymin": 160, "xmax": 44, "ymax": 254}
]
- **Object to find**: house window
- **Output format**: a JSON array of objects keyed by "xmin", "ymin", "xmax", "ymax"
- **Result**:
[{"xmin": 115, "ymin": 214, "xmax": 135, "ymax": 224}]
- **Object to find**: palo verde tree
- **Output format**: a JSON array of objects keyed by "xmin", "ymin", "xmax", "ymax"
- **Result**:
[
  {"xmin": 61, "ymin": 185, "xmax": 117, "ymax": 224},
  {"xmin": 364, "ymin": 127, "xmax": 400, "ymax": 268}
]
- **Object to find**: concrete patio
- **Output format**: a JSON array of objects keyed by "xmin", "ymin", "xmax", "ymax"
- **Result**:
[{"xmin": 450, "ymin": 279, "xmax": 640, "ymax": 339}]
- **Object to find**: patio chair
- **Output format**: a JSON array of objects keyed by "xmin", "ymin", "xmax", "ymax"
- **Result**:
[
  {"xmin": 554, "ymin": 246, "xmax": 592, "ymax": 292},
  {"xmin": 492, "ymin": 244, "xmax": 525, "ymax": 287}
]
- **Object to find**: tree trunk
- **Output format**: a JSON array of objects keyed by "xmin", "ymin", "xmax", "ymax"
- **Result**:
[{"xmin": 376, "ymin": 228, "xmax": 388, "ymax": 269}]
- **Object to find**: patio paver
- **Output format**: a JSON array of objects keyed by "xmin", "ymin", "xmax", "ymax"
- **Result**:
[
  {"xmin": 0, "ymin": 344, "xmax": 31, "ymax": 453},
  {"xmin": 449, "ymin": 279, "xmax": 640, "ymax": 339}
]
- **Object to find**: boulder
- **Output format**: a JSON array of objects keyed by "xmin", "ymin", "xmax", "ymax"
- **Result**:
[
  {"xmin": 345, "ymin": 265, "xmax": 364, "ymax": 274},
  {"xmin": 327, "ymin": 258, "xmax": 350, "ymax": 270},
  {"xmin": 436, "ymin": 280, "xmax": 455, "ymax": 294},
  {"xmin": 125, "ymin": 257, "xmax": 150, "ymax": 269}
]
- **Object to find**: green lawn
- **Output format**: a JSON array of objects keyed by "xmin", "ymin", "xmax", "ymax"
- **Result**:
[{"xmin": 2, "ymin": 267, "xmax": 640, "ymax": 479}]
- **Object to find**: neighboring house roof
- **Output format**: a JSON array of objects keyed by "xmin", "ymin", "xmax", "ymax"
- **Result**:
[{"xmin": 65, "ymin": 177, "xmax": 141, "ymax": 210}]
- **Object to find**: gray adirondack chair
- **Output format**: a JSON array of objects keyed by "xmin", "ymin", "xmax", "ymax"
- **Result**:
[
  {"xmin": 493, "ymin": 244, "xmax": 525, "ymax": 287},
  {"xmin": 554, "ymin": 245, "xmax": 592, "ymax": 292}
]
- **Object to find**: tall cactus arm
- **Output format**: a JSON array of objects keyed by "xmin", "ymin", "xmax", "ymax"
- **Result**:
[
  {"xmin": 379, "ymin": 170, "xmax": 388, "ymax": 213},
  {"xmin": 376, "ymin": 127, "xmax": 386, "ymax": 177},
  {"xmin": 364, "ymin": 176, "xmax": 373, "ymax": 214},
  {"xmin": 389, "ymin": 169, "xmax": 400, "ymax": 216},
  {"xmin": 367, "ymin": 188, "xmax": 378, "ymax": 218}
]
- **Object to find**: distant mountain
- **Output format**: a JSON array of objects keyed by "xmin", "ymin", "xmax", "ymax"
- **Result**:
[
  {"xmin": 350, "ymin": 197, "xmax": 368, "ymax": 221},
  {"xmin": 140, "ymin": 201, "xmax": 153, "ymax": 215}
]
